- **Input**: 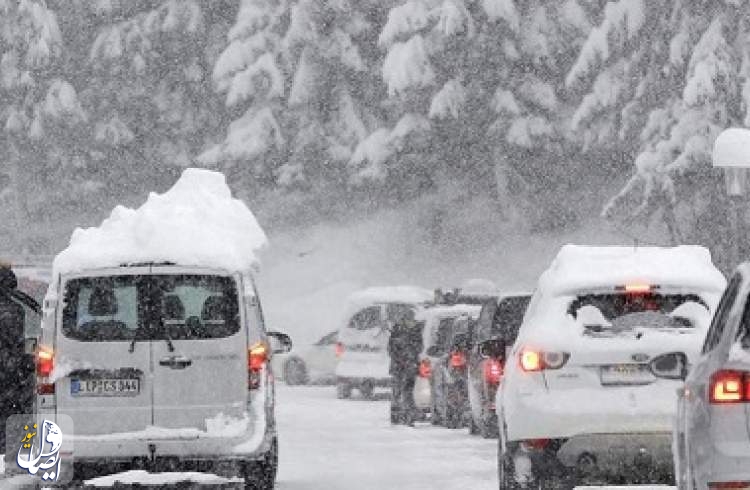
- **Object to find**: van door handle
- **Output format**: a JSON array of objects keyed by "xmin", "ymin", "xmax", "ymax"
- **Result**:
[{"xmin": 159, "ymin": 355, "xmax": 192, "ymax": 369}]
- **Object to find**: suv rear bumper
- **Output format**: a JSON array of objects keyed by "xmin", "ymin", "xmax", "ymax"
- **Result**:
[{"xmin": 556, "ymin": 432, "xmax": 672, "ymax": 469}]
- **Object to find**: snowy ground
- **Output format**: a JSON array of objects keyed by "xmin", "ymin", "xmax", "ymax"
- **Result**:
[{"xmin": 0, "ymin": 386, "xmax": 676, "ymax": 488}]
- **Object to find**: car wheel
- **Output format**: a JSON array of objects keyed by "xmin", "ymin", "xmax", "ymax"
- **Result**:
[
  {"xmin": 480, "ymin": 409, "xmax": 499, "ymax": 439},
  {"xmin": 469, "ymin": 416, "xmax": 480, "ymax": 435},
  {"xmin": 243, "ymin": 437, "xmax": 278, "ymax": 490},
  {"xmin": 498, "ymin": 442, "xmax": 521, "ymax": 489},
  {"xmin": 430, "ymin": 397, "xmax": 442, "ymax": 425},
  {"xmin": 283, "ymin": 358, "xmax": 308, "ymax": 386},
  {"xmin": 445, "ymin": 405, "xmax": 461, "ymax": 429},
  {"xmin": 336, "ymin": 382, "xmax": 352, "ymax": 399}
]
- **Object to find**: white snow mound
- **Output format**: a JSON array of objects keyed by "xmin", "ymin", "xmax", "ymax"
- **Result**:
[{"xmin": 53, "ymin": 168, "xmax": 268, "ymax": 276}]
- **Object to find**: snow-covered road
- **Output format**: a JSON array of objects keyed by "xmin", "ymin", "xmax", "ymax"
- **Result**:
[
  {"xmin": 275, "ymin": 386, "xmax": 496, "ymax": 490},
  {"xmin": 0, "ymin": 385, "xmax": 675, "ymax": 488}
]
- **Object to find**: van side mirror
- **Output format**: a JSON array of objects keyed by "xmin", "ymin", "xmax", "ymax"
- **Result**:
[
  {"xmin": 426, "ymin": 345, "xmax": 444, "ymax": 357},
  {"xmin": 267, "ymin": 331, "xmax": 293, "ymax": 354},
  {"xmin": 479, "ymin": 338, "xmax": 506, "ymax": 359},
  {"xmin": 649, "ymin": 352, "xmax": 688, "ymax": 381}
]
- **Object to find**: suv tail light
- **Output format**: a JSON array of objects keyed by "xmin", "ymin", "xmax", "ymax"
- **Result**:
[
  {"xmin": 708, "ymin": 482, "xmax": 750, "ymax": 489},
  {"xmin": 520, "ymin": 349, "xmax": 569, "ymax": 372},
  {"xmin": 484, "ymin": 358, "xmax": 503, "ymax": 385},
  {"xmin": 248, "ymin": 342, "xmax": 267, "ymax": 390},
  {"xmin": 419, "ymin": 358, "xmax": 432, "ymax": 378},
  {"xmin": 449, "ymin": 351, "xmax": 466, "ymax": 369},
  {"xmin": 710, "ymin": 370, "xmax": 750, "ymax": 403},
  {"xmin": 335, "ymin": 342, "xmax": 344, "ymax": 358},
  {"xmin": 36, "ymin": 347, "xmax": 55, "ymax": 395}
]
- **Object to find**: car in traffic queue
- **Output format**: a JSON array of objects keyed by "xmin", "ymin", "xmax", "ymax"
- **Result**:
[
  {"xmin": 416, "ymin": 302, "xmax": 482, "ymax": 424},
  {"xmin": 497, "ymin": 245, "xmax": 726, "ymax": 489},
  {"xmin": 674, "ymin": 264, "xmax": 750, "ymax": 490},
  {"xmin": 30, "ymin": 262, "xmax": 292, "ymax": 488},
  {"xmin": 271, "ymin": 330, "xmax": 338, "ymax": 386},
  {"xmin": 335, "ymin": 286, "xmax": 433, "ymax": 399},
  {"xmin": 467, "ymin": 292, "xmax": 531, "ymax": 438},
  {"xmin": 427, "ymin": 313, "xmax": 479, "ymax": 428}
]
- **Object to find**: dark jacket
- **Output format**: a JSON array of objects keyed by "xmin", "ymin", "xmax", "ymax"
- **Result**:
[
  {"xmin": 0, "ymin": 268, "xmax": 30, "ymax": 411},
  {"xmin": 388, "ymin": 321, "xmax": 424, "ymax": 376}
]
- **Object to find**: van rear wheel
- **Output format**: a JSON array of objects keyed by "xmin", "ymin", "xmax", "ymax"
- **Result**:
[
  {"xmin": 336, "ymin": 382, "xmax": 352, "ymax": 399},
  {"xmin": 243, "ymin": 437, "xmax": 278, "ymax": 489}
]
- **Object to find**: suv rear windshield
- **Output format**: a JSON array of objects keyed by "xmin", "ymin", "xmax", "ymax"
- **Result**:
[
  {"xmin": 569, "ymin": 292, "xmax": 708, "ymax": 331},
  {"xmin": 62, "ymin": 274, "xmax": 240, "ymax": 341}
]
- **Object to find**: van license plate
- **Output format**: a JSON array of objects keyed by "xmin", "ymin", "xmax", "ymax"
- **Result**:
[
  {"xmin": 600, "ymin": 364, "xmax": 654, "ymax": 386},
  {"xmin": 71, "ymin": 378, "xmax": 140, "ymax": 396}
]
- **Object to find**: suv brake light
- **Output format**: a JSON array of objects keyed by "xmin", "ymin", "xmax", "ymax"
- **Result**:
[
  {"xmin": 484, "ymin": 358, "xmax": 503, "ymax": 385},
  {"xmin": 419, "ymin": 358, "xmax": 432, "ymax": 378},
  {"xmin": 248, "ymin": 342, "xmax": 267, "ymax": 390},
  {"xmin": 36, "ymin": 347, "xmax": 55, "ymax": 394},
  {"xmin": 710, "ymin": 370, "xmax": 750, "ymax": 403},
  {"xmin": 335, "ymin": 342, "xmax": 344, "ymax": 358},
  {"xmin": 520, "ymin": 349, "xmax": 569, "ymax": 372},
  {"xmin": 449, "ymin": 351, "xmax": 466, "ymax": 369}
]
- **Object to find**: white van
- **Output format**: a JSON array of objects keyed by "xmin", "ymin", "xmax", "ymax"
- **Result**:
[
  {"xmin": 335, "ymin": 287, "xmax": 432, "ymax": 399},
  {"xmin": 31, "ymin": 168, "xmax": 291, "ymax": 488},
  {"xmin": 35, "ymin": 264, "xmax": 291, "ymax": 487}
]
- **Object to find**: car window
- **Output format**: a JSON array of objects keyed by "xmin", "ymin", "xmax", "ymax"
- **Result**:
[
  {"xmin": 348, "ymin": 306, "xmax": 382, "ymax": 330},
  {"xmin": 489, "ymin": 296, "xmax": 530, "ymax": 343},
  {"xmin": 316, "ymin": 331, "xmax": 338, "ymax": 345},
  {"xmin": 702, "ymin": 274, "xmax": 742, "ymax": 354},
  {"xmin": 432, "ymin": 317, "xmax": 455, "ymax": 350},
  {"xmin": 476, "ymin": 300, "xmax": 498, "ymax": 342},
  {"xmin": 62, "ymin": 274, "xmax": 240, "ymax": 341}
]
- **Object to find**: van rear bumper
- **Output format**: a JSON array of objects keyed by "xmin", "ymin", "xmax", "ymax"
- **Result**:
[{"xmin": 70, "ymin": 420, "xmax": 273, "ymax": 464}]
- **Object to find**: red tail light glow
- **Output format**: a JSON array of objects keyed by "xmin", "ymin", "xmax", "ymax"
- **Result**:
[
  {"xmin": 710, "ymin": 370, "xmax": 750, "ymax": 403},
  {"xmin": 36, "ymin": 348, "xmax": 54, "ymax": 377},
  {"xmin": 36, "ymin": 347, "xmax": 55, "ymax": 395},
  {"xmin": 419, "ymin": 358, "xmax": 432, "ymax": 378},
  {"xmin": 520, "ymin": 350, "xmax": 543, "ymax": 372},
  {"xmin": 520, "ymin": 438, "xmax": 550, "ymax": 451},
  {"xmin": 449, "ymin": 351, "xmax": 467, "ymax": 368},
  {"xmin": 484, "ymin": 358, "xmax": 503, "ymax": 385},
  {"xmin": 248, "ymin": 342, "xmax": 267, "ymax": 390},
  {"xmin": 708, "ymin": 482, "xmax": 750, "ymax": 489},
  {"xmin": 335, "ymin": 342, "xmax": 344, "ymax": 358},
  {"xmin": 520, "ymin": 349, "xmax": 569, "ymax": 372}
]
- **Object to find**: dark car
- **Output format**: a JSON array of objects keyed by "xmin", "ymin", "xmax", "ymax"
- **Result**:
[
  {"xmin": 466, "ymin": 293, "xmax": 531, "ymax": 438},
  {"xmin": 428, "ymin": 314, "xmax": 474, "ymax": 429}
]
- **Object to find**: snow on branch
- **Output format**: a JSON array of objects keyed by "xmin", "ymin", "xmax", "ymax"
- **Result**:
[
  {"xmin": 429, "ymin": 79, "xmax": 467, "ymax": 119},
  {"xmin": 197, "ymin": 107, "xmax": 283, "ymax": 165},
  {"xmin": 434, "ymin": 0, "xmax": 474, "ymax": 39},
  {"xmin": 379, "ymin": 0, "xmax": 434, "ymax": 48},
  {"xmin": 225, "ymin": 52, "xmax": 284, "ymax": 107},
  {"xmin": 682, "ymin": 18, "xmax": 733, "ymax": 107},
  {"xmin": 382, "ymin": 35, "xmax": 436, "ymax": 96},
  {"xmin": 566, "ymin": 0, "xmax": 645, "ymax": 88}
]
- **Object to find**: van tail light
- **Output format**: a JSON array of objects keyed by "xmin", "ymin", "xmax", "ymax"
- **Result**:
[
  {"xmin": 520, "ymin": 349, "xmax": 569, "ymax": 372},
  {"xmin": 484, "ymin": 358, "xmax": 503, "ymax": 385},
  {"xmin": 419, "ymin": 358, "xmax": 432, "ymax": 378},
  {"xmin": 449, "ymin": 351, "xmax": 467, "ymax": 369},
  {"xmin": 710, "ymin": 370, "xmax": 750, "ymax": 404},
  {"xmin": 248, "ymin": 342, "xmax": 267, "ymax": 390},
  {"xmin": 36, "ymin": 347, "xmax": 55, "ymax": 395},
  {"xmin": 520, "ymin": 438, "xmax": 550, "ymax": 452},
  {"xmin": 708, "ymin": 482, "xmax": 750, "ymax": 489},
  {"xmin": 335, "ymin": 342, "xmax": 344, "ymax": 358}
]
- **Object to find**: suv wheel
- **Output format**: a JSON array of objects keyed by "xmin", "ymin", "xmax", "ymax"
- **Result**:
[
  {"xmin": 243, "ymin": 437, "xmax": 278, "ymax": 490},
  {"xmin": 469, "ymin": 416, "xmax": 480, "ymax": 435},
  {"xmin": 336, "ymin": 382, "xmax": 352, "ymax": 399},
  {"xmin": 284, "ymin": 358, "xmax": 308, "ymax": 386},
  {"xmin": 359, "ymin": 381, "xmax": 374, "ymax": 399}
]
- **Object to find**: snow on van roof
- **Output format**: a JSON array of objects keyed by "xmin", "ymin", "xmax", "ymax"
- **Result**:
[
  {"xmin": 419, "ymin": 304, "xmax": 482, "ymax": 321},
  {"xmin": 346, "ymin": 286, "xmax": 433, "ymax": 310},
  {"xmin": 53, "ymin": 168, "xmax": 268, "ymax": 276},
  {"xmin": 539, "ymin": 244, "xmax": 726, "ymax": 295}
]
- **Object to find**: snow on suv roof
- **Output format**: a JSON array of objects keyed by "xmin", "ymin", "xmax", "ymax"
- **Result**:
[
  {"xmin": 53, "ymin": 168, "xmax": 267, "ymax": 277},
  {"xmin": 539, "ymin": 244, "xmax": 726, "ymax": 295}
]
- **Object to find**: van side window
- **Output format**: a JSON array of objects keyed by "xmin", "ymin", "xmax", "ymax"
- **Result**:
[
  {"xmin": 702, "ymin": 274, "xmax": 741, "ymax": 354},
  {"xmin": 736, "ymin": 291, "xmax": 750, "ymax": 350},
  {"xmin": 348, "ymin": 306, "xmax": 381, "ymax": 330}
]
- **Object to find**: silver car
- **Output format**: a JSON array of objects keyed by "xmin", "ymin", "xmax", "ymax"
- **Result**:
[{"xmin": 675, "ymin": 268, "xmax": 750, "ymax": 489}]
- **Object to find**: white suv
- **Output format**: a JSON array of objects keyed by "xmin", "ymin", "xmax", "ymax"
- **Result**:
[
  {"xmin": 674, "ymin": 265, "xmax": 750, "ymax": 489},
  {"xmin": 497, "ymin": 245, "xmax": 725, "ymax": 488},
  {"xmin": 32, "ymin": 263, "xmax": 291, "ymax": 488}
]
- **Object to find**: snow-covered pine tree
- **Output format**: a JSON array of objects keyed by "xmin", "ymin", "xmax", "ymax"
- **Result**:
[
  {"xmin": 198, "ymin": 0, "xmax": 288, "ymax": 191},
  {"xmin": 86, "ymin": 0, "xmax": 230, "ymax": 195},
  {"xmin": 0, "ymin": 0, "xmax": 86, "ymax": 249},
  {"xmin": 569, "ymin": 1, "xmax": 742, "ymax": 255}
]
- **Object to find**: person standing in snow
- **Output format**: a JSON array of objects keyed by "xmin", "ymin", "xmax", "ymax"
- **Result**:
[
  {"xmin": 0, "ymin": 264, "xmax": 32, "ymax": 451},
  {"xmin": 388, "ymin": 305, "xmax": 423, "ymax": 426}
]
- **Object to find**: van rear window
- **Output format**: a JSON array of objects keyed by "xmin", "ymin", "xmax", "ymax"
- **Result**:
[{"xmin": 62, "ymin": 274, "xmax": 240, "ymax": 341}]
